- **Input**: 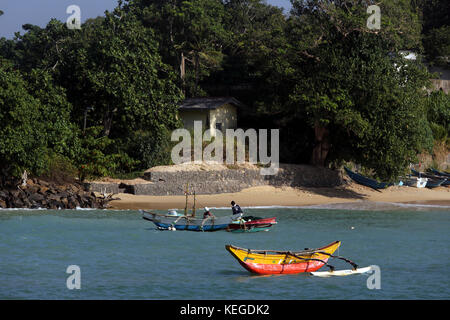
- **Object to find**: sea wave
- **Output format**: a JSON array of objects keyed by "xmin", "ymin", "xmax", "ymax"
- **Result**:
[
  {"xmin": 200, "ymin": 201, "xmax": 450, "ymax": 211},
  {"xmin": 294, "ymin": 201, "xmax": 450, "ymax": 211},
  {"xmin": 0, "ymin": 207, "xmax": 105, "ymax": 212},
  {"xmin": 0, "ymin": 207, "xmax": 47, "ymax": 211}
]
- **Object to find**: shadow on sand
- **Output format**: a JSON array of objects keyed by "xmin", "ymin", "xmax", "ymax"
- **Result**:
[{"xmin": 296, "ymin": 185, "xmax": 368, "ymax": 201}]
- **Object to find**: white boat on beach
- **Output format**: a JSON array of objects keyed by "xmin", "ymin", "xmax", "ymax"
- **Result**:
[{"xmin": 403, "ymin": 177, "xmax": 428, "ymax": 188}]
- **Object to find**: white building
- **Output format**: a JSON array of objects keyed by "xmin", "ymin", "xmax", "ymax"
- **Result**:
[{"xmin": 178, "ymin": 97, "xmax": 244, "ymax": 136}]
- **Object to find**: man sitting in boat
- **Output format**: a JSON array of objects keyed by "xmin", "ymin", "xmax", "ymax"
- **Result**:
[
  {"xmin": 231, "ymin": 201, "xmax": 243, "ymax": 215},
  {"xmin": 203, "ymin": 207, "xmax": 213, "ymax": 219}
]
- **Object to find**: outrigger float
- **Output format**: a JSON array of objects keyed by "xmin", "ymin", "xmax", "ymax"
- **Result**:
[
  {"xmin": 141, "ymin": 185, "xmax": 242, "ymax": 231},
  {"xmin": 226, "ymin": 241, "xmax": 371, "ymax": 276}
]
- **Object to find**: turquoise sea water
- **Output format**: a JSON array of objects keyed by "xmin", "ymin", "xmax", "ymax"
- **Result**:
[{"xmin": 0, "ymin": 202, "xmax": 449, "ymax": 300}]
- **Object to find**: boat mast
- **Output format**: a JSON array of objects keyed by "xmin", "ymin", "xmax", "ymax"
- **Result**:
[
  {"xmin": 192, "ymin": 190, "xmax": 196, "ymax": 217},
  {"xmin": 184, "ymin": 183, "xmax": 189, "ymax": 216}
]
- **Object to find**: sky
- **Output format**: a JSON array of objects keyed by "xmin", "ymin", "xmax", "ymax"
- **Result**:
[{"xmin": 0, "ymin": 0, "xmax": 292, "ymax": 39}]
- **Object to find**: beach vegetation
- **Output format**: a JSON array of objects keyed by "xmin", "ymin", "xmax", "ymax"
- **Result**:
[{"xmin": 0, "ymin": 0, "xmax": 448, "ymax": 183}]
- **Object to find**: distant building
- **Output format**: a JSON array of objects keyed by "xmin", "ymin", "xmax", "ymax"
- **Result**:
[
  {"xmin": 398, "ymin": 50, "xmax": 417, "ymax": 61},
  {"xmin": 397, "ymin": 50, "xmax": 449, "ymax": 93},
  {"xmin": 178, "ymin": 97, "xmax": 244, "ymax": 136},
  {"xmin": 428, "ymin": 63, "xmax": 450, "ymax": 94}
]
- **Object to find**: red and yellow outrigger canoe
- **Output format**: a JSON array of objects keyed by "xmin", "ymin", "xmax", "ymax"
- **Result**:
[{"xmin": 226, "ymin": 241, "xmax": 342, "ymax": 275}]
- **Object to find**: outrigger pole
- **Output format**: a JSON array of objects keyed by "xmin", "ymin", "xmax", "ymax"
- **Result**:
[
  {"xmin": 316, "ymin": 252, "xmax": 359, "ymax": 270},
  {"xmin": 287, "ymin": 252, "xmax": 337, "ymax": 271},
  {"xmin": 287, "ymin": 251, "xmax": 359, "ymax": 271}
]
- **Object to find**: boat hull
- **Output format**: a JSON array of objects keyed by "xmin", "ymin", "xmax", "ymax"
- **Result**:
[
  {"xmin": 430, "ymin": 169, "xmax": 450, "ymax": 178},
  {"xmin": 344, "ymin": 167, "xmax": 391, "ymax": 190},
  {"xmin": 410, "ymin": 169, "xmax": 448, "ymax": 187},
  {"xmin": 142, "ymin": 211, "xmax": 242, "ymax": 232},
  {"xmin": 152, "ymin": 221, "xmax": 229, "ymax": 231},
  {"xmin": 226, "ymin": 241, "xmax": 341, "ymax": 275},
  {"xmin": 226, "ymin": 217, "xmax": 277, "ymax": 233},
  {"xmin": 404, "ymin": 177, "xmax": 427, "ymax": 188}
]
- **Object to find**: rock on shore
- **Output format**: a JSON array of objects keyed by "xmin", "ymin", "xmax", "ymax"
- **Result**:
[{"xmin": 0, "ymin": 179, "xmax": 116, "ymax": 209}]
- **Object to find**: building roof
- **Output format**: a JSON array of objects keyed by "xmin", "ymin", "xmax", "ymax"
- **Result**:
[{"xmin": 179, "ymin": 97, "xmax": 244, "ymax": 110}]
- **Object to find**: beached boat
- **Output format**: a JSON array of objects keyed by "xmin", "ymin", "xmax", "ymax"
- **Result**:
[
  {"xmin": 411, "ymin": 168, "xmax": 432, "ymax": 178},
  {"xmin": 429, "ymin": 168, "xmax": 450, "ymax": 178},
  {"xmin": 424, "ymin": 179, "xmax": 447, "ymax": 188},
  {"xmin": 402, "ymin": 177, "xmax": 428, "ymax": 188},
  {"xmin": 226, "ymin": 241, "xmax": 354, "ymax": 275},
  {"xmin": 344, "ymin": 167, "xmax": 391, "ymax": 190},
  {"xmin": 226, "ymin": 216, "xmax": 277, "ymax": 233},
  {"xmin": 410, "ymin": 169, "xmax": 449, "ymax": 187}
]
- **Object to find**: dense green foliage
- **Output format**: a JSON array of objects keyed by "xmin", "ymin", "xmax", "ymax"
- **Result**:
[
  {"xmin": 426, "ymin": 90, "xmax": 450, "ymax": 143},
  {"xmin": 122, "ymin": 0, "xmax": 229, "ymax": 97},
  {"xmin": 1, "ymin": 5, "xmax": 183, "ymax": 181},
  {"xmin": 0, "ymin": 0, "xmax": 448, "ymax": 182},
  {"xmin": 419, "ymin": 0, "xmax": 450, "ymax": 66},
  {"xmin": 265, "ymin": 0, "xmax": 435, "ymax": 180},
  {"xmin": 0, "ymin": 61, "xmax": 75, "ymax": 178}
]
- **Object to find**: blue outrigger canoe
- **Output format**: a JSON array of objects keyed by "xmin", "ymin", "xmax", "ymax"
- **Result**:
[
  {"xmin": 344, "ymin": 167, "xmax": 392, "ymax": 190},
  {"xmin": 429, "ymin": 168, "xmax": 450, "ymax": 178},
  {"xmin": 141, "ymin": 210, "xmax": 242, "ymax": 231}
]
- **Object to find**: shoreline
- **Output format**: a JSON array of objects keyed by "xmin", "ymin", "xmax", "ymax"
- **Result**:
[{"xmin": 108, "ymin": 183, "xmax": 450, "ymax": 210}]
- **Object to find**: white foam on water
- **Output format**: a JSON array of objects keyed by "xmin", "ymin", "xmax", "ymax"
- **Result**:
[
  {"xmin": 0, "ymin": 207, "xmax": 47, "ymax": 211},
  {"xmin": 0, "ymin": 207, "xmax": 104, "ymax": 212},
  {"xmin": 297, "ymin": 201, "xmax": 450, "ymax": 211},
  {"xmin": 75, "ymin": 206, "xmax": 99, "ymax": 211},
  {"xmin": 386, "ymin": 202, "xmax": 450, "ymax": 209},
  {"xmin": 203, "ymin": 201, "xmax": 450, "ymax": 211},
  {"xmin": 208, "ymin": 205, "xmax": 307, "ymax": 210}
]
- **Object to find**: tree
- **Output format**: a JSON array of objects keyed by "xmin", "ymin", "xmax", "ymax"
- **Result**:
[
  {"xmin": 123, "ymin": 0, "xmax": 228, "ymax": 97},
  {"xmin": 25, "ymin": 69, "xmax": 78, "ymax": 158},
  {"xmin": 420, "ymin": 0, "xmax": 450, "ymax": 33},
  {"xmin": 277, "ymin": 0, "xmax": 433, "ymax": 179},
  {"xmin": 419, "ymin": 0, "xmax": 450, "ymax": 66},
  {"xmin": 219, "ymin": 0, "xmax": 289, "ymax": 102},
  {"xmin": 0, "ymin": 60, "xmax": 74, "ymax": 179},
  {"xmin": 0, "ymin": 20, "xmax": 74, "ymax": 73},
  {"xmin": 54, "ymin": 6, "xmax": 183, "ymax": 172},
  {"xmin": 426, "ymin": 90, "xmax": 450, "ymax": 143},
  {"xmin": 423, "ymin": 26, "xmax": 450, "ymax": 66},
  {"xmin": 0, "ymin": 5, "xmax": 184, "ymax": 176}
]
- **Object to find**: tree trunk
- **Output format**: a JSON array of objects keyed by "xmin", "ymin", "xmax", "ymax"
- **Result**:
[
  {"xmin": 102, "ymin": 109, "xmax": 115, "ymax": 137},
  {"xmin": 194, "ymin": 52, "xmax": 199, "ymax": 96},
  {"xmin": 310, "ymin": 121, "xmax": 330, "ymax": 167},
  {"xmin": 180, "ymin": 52, "xmax": 186, "ymax": 95}
]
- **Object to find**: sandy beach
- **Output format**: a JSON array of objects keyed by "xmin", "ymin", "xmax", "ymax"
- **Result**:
[{"xmin": 108, "ymin": 183, "xmax": 450, "ymax": 210}]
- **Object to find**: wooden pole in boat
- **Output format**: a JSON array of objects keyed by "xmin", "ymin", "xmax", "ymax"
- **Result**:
[
  {"xmin": 192, "ymin": 190, "xmax": 196, "ymax": 217},
  {"xmin": 184, "ymin": 183, "xmax": 189, "ymax": 216}
]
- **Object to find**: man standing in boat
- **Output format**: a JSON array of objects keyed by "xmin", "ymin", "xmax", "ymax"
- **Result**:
[
  {"xmin": 231, "ymin": 201, "xmax": 243, "ymax": 215},
  {"xmin": 203, "ymin": 207, "xmax": 213, "ymax": 219}
]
